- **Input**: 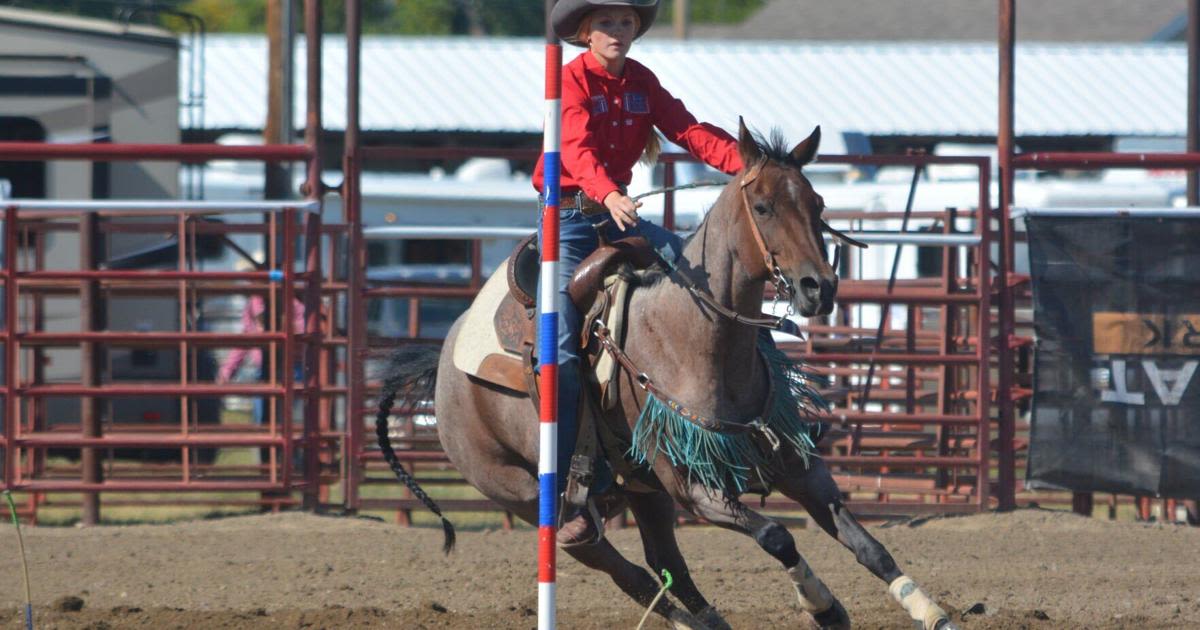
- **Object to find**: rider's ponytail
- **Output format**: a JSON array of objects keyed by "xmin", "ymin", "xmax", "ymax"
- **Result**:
[{"xmin": 640, "ymin": 131, "xmax": 661, "ymax": 166}]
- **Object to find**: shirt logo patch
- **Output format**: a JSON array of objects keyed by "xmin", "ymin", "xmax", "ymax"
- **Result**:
[
  {"xmin": 591, "ymin": 95, "xmax": 608, "ymax": 115},
  {"xmin": 624, "ymin": 91, "xmax": 649, "ymax": 114}
]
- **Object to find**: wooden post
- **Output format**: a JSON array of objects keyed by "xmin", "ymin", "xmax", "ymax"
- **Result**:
[
  {"xmin": 265, "ymin": 0, "xmax": 295, "ymax": 200},
  {"xmin": 673, "ymin": 0, "xmax": 689, "ymax": 39}
]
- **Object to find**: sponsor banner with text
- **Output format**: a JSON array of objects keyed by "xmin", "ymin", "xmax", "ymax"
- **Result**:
[{"xmin": 1026, "ymin": 215, "xmax": 1200, "ymax": 498}]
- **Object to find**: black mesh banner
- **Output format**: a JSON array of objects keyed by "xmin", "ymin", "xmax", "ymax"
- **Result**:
[{"xmin": 1025, "ymin": 214, "xmax": 1200, "ymax": 498}]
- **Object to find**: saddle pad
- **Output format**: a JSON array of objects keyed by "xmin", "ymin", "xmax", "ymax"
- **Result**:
[
  {"xmin": 589, "ymin": 273, "xmax": 631, "ymax": 411},
  {"xmin": 453, "ymin": 257, "xmax": 527, "ymax": 392}
]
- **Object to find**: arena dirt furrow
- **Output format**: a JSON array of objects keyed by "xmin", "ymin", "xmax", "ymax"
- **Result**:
[{"xmin": 1, "ymin": 509, "xmax": 1196, "ymax": 629}]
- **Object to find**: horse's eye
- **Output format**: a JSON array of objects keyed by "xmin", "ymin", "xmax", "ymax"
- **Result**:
[{"xmin": 754, "ymin": 202, "xmax": 771, "ymax": 216}]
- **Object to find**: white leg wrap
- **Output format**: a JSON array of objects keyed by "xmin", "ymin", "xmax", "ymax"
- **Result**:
[
  {"xmin": 888, "ymin": 576, "xmax": 948, "ymax": 630},
  {"xmin": 787, "ymin": 561, "xmax": 834, "ymax": 614}
]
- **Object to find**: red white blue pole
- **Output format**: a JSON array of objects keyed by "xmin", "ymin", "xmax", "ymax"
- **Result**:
[{"xmin": 538, "ymin": 2, "xmax": 562, "ymax": 628}]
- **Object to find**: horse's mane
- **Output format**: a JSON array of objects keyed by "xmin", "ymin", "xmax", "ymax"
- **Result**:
[{"xmin": 752, "ymin": 127, "xmax": 803, "ymax": 169}]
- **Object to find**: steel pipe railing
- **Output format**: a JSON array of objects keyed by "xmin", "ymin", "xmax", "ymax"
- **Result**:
[
  {"xmin": 1013, "ymin": 152, "xmax": 1200, "ymax": 170},
  {"xmin": 0, "ymin": 142, "xmax": 312, "ymax": 163},
  {"xmin": 1012, "ymin": 207, "xmax": 1200, "ymax": 218},
  {"xmin": 3, "ymin": 200, "xmax": 319, "ymax": 213}
]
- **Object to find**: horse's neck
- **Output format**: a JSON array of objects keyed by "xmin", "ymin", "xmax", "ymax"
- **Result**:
[
  {"xmin": 679, "ymin": 185, "xmax": 767, "ymax": 325},
  {"xmin": 632, "ymin": 184, "xmax": 769, "ymax": 417}
]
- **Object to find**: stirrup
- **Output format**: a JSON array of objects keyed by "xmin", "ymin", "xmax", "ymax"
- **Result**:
[{"xmin": 562, "ymin": 453, "xmax": 594, "ymax": 509}]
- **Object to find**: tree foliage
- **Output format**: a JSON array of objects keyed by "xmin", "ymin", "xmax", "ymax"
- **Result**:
[
  {"xmin": 7, "ymin": 0, "xmax": 766, "ymax": 34},
  {"xmin": 660, "ymin": 0, "xmax": 766, "ymax": 24}
]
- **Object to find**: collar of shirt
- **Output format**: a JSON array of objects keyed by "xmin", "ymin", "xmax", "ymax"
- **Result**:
[{"xmin": 578, "ymin": 50, "xmax": 649, "ymax": 85}]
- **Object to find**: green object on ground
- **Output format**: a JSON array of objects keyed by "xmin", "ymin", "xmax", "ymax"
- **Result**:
[{"xmin": 4, "ymin": 490, "xmax": 35, "ymax": 629}]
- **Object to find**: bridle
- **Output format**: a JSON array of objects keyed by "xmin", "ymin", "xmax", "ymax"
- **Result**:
[
  {"xmin": 622, "ymin": 160, "xmax": 869, "ymax": 335},
  {"xmin": 737, "ymin": 160, "xmax": 868, "ymax": 314}
]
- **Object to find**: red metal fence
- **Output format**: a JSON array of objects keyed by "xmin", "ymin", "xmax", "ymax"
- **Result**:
[
  {"xmin": 0, "ymin": 144, "xmax": 327, "ymax": 524},
  {"xmin": 10, "ymin": 0, "xmax": 1200, "ymax": 526},
  {"xmin": 0, "ymin": 140, "xmax": 1015, "ymax": 525}
]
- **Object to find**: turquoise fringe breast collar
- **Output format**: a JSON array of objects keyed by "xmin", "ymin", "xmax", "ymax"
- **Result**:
[{"xmin": 624, "ymin": 336, "xmax": 830, "ymax": 495}]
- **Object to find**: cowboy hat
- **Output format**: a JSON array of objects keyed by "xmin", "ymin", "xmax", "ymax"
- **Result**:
[{"xmin": 551, "ymin": 0, "xmax": 659, "ymax": 47}]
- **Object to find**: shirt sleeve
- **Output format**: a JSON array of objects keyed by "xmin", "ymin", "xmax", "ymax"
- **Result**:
[
  {"xmin": 218, "ymin": 347, "xmax": 254, "ymax": 382},
  {"xmin": 649, "ymin": 76, "xmax": 744, "ymax": 175},
  {"xmin": 560, "ymin": 71, "xmax": 622, "ymax": 204},
  {"xmin": 219, "ymin": 298, "xmax": 266, "ymax": 382}
]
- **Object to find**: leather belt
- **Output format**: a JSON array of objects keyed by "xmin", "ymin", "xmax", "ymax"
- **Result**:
[
  {"xmin": 557, "ymin": 190, "xmax": 597, "ymax": 214},
  {"xmin": 556, "ymin": 186, "xmax": 627, "ymax": 216}
]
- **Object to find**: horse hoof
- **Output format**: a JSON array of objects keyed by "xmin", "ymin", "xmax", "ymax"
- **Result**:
[
  {"xmin": 666, "ymin": 608, "xmax": 707, "ymax": 630},
  {"xmin": 810, "ymin": 598, "xmax": 851, "ymax": 630},
  {"xmin": 933, "ymin": 620, "xmax": 960, "ymax": 630},
  {"xmin": 695, "ymin": 605, "xmax": 733, "ymax": 630}
]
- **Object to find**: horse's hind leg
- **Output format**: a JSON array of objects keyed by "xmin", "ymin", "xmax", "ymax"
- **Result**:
[
  {"xmin": 775, "ymin": 457, "xmax": 960, "ymax": 630},
  {"xmin": 625, "ymin": 490, "xmax": 732, "ymax": 630},
  {"xmin": 672, "ymin": 481, "xmax": 850, "ymax": 629}
]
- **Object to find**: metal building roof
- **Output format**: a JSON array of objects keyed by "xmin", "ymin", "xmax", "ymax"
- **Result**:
[
  {"xmin": 0, "ymin": 6, "xmax": 177, "ymax": 46},
  {"xmin": 652, "ymin": 0, "xmax": 1187, "ymax": 43},
  {"xmin": 194, "ymin": 36, "xmax": 1187, "ymax": 140}
]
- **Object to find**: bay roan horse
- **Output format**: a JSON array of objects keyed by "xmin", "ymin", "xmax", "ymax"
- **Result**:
[{"xmin": 376, "ymin": 121, "xmax": 960, "ymax": 630}]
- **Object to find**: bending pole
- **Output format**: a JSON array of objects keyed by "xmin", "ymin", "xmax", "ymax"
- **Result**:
[{"xmin": 538, "ymin": 2, "xmax": 562, "ymax": 628}]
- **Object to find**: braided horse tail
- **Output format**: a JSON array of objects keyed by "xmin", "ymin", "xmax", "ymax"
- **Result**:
[{"xmin": 375, "ymin": 345, "xmax": 455, "ymax": 554}]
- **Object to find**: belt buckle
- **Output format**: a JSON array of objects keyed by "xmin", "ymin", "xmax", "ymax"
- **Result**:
[
  {"xmin": 558, "ymin": 190, "xmax": 581, "ymax": 211},
  {"xmin": 580, "ymin": 191, "xmax": 607, "ymax": 216}
]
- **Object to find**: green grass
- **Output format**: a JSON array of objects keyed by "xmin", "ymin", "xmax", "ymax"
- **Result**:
[
  {"xmin": 13, "ymin": 409, "xmax": 276, "ymax": 526},
  {"xmin": 7, "ymin": 405, "xmax": 522, "ymax": 528}
]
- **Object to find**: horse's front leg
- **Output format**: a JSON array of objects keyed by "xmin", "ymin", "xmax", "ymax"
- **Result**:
[
  {"xmin": 626, "ymin": 490, "xmax": 732, "ymax": 630},
  {"xmin": 562, "ymin": 537, "xmax": 711, "ymax": 628},
  {"xmin": 774, "ymin": 456, "xmax": 960, "ymax": 630},
  {"xmin": 668, "ymin": 477, "xmax": 850, "ymax": 629},
  {"xmin": 499, "ymin": 496, "xmax": 707, "ymax": 629}
]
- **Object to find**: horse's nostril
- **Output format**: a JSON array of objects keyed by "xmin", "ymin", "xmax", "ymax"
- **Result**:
[{"xmin": 799, "ymin": 276, "xmax": 820, "ymax": 296}]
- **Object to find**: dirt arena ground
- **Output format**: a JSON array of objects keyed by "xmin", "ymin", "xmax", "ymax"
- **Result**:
[{"xmin": 0, "ymin": 508, "xmax": 1196, "ymax": 629}]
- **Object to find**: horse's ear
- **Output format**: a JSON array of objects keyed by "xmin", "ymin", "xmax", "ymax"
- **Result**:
[
  {"xmin": 738, "ymin": 116, "xmax": 762, "ymax": 167},
  {"xmin": 790, "ymin": 125, "xmax": 821, "ymax": 166}
]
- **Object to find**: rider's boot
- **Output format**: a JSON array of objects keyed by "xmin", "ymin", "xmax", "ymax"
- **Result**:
[
  {"xmin": 556, "ymin": 455, "xmax": 614, "ymax": 548},
  {"xmin": 556, "ymin": 494, "xmax": 604, "ymax": 548}
]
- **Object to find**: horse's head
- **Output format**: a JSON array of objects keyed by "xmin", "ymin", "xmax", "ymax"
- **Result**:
[{"xmin": 734, "ymin": 118, "xmax": 848, "ymax": 317}]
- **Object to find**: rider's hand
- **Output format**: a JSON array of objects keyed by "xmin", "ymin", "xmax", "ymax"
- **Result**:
[{"xmin": 603, "ymin": 191, "xmax": 642, "ymax": 232}]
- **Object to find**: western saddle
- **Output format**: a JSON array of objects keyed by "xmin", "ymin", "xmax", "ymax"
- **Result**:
[{"xmin": 463, "ymin": 232, "xmax": 659, "ymax": 399}]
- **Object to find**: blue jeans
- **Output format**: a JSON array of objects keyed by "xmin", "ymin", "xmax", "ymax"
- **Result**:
[
  {"xmin": 537, "ymin": 203, "xmax": 684, "ymax": 492},
  {"xmin": 254, "ymin": 363, "xmax": 305, "ymax": 468},
  {"xmin": 253, "ymin": 363, "xmax": 306, "ymax": 427}
]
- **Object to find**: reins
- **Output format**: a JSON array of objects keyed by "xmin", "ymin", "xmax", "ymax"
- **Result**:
[{"xmin": 592, "ymin": 319, "xmax": 780, "ymax": 441}]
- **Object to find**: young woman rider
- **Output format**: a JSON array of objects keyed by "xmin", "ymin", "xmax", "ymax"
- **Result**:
[{"xmin": 532, "ymin": 0, "xmax": 745, "ymax": 546}]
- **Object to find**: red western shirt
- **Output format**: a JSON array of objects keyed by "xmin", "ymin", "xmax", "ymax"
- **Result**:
[{"xmin": 533, "ymin": 51, "xmax": 743, "ymax": 204}]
